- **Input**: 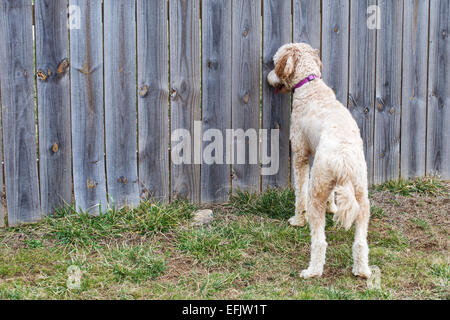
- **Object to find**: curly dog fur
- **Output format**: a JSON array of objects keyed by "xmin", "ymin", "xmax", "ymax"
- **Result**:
[{"xmin": 267, "ymin": 43, "xmax": 371, "ymax": 279}]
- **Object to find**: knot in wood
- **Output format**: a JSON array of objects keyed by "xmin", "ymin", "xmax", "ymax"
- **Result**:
[
  {"xmin": 207, "ymin": 60, "xmax": 218, "ymax": 70},
  {"xmin": 87, "ymin": 179, "xmax": 98, "ymax": 190},
  {"xmin": 57, "ymin": 58, "xmax": 70, "ymax": 75},
  {"xmin": 139, "ymin": 85, "xmax": 149, "ymax": 97},
  {"xmin": 376, "ymin": 97, "xmax": 385, "ymax": 111},
  {"xmin": 118, "ymin": 176, "xmax": 128, "ymax": 185},
  {"xmin": 170, "ymin": 88, "xmax": 178, "ymax": 100},
  {"xmin": 51, "ymin": 143, "xmax": 59, "ymax": 154},
  {"xmin": 242, "ymin": 91, "xmax": 250, "ymax": 104},
  {"xmin": 37, "ymin": 70, "xmax": 48, "ymax": 82}
]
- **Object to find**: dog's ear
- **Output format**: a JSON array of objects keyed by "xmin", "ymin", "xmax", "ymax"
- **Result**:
[
  {"xmin": 275, "ymin": 53, "xmax": 296, "ymax": 81},
  {"xmin": 313, "ymin": 49, "xmax": 323, "ymax": 72}
]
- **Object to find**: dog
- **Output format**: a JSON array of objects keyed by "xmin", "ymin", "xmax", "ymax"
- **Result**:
[{"xmin": 267, "ymin": 43, "xmax": 371, "ymax": 279}]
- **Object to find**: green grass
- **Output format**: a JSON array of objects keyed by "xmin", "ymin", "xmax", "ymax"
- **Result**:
[
  {"xmin": 374, "ymin": 177, "xmax": 448, "ymax": 197},
  {"xmin": 228, "ymin": 188, "xmax": 295, "ymax": 219},
  {"xmin": 430, "ymin": 263, "xmax": 450, "ymax": 281},
  {"xmin": 105, "ymin": 245, "xmax": 166, "ymax": 283},
  {"xmin": 42, "ymin": 200, "xmax": 196, "ymax": 247},
  {"xmin": 177, "ymin": 225, "xmax": 250, "ymax": 265},
  {"xmin": 410, "ymin": 218, "xmax": 431, "ymax": 231},
  {"xmin": 370, "ymin": 206, "xmax": 386, "ymax": 219},
  {"xmin": 24, "ymin": 239, "xmax": 43, "ymax": 249},
  {"xmin": 0, "ymin": 179, "xmax": 448, "ymax": 300}
]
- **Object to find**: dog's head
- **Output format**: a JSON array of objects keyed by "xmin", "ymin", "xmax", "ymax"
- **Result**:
[{"xmin": 267, "ymin": 43, "xmax": 322, "ymax": 93}]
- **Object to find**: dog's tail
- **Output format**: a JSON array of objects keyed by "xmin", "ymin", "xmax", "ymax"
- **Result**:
[
  {"xmin": 334, "ymin": 181, "xmax": 359, "ymax": 230},
  {"xmin": 332, "ymin": 156, "xmax": 360, "ymax": 230}
]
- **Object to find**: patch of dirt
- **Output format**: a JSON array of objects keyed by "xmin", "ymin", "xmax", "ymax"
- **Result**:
[
  {"xmin": 370, "ymin": 181, "xmax": 449, "ymax": 252},
  {"xmin": 160, "ymin": 255, "xmax": 202, "ymax": 282},
  {"xmin": 0, "ymin": 228, "xmax": 56, "ymax": 250}
]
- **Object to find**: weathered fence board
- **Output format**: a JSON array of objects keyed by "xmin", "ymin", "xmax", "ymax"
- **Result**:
[
  {"xmin": 137, "ymin": 0, "xmax": 170, "ymax": 202},
  {"xmin": 401, "ymin": 0, "xmax": 429, "ymax": 179},
  {"xmin": 374, "ymin": 0, "xmax": 403, "ymax": 184},
  {"xmin": 0, "ymin": 91, "xmax": 4, "ymax": 228},
  {"xmin": 169, "ymin": 0, "xmax": 201, "ymax": 202},
  {"xmin": 348, "ymin": 0, "xmax": 377, "ymax": 185},
  {"xmin": 104, "ymin": 0, "xmax": 139, "ymax": 208},
  {"xmin": 293, "ymin": 0, "xmax": 321, "ymax": 49},
  {"xmin": 262, "ymin": 0, "xmax": 291, "ymax": 190},
  {"xmin": 0, "ymin": 0, "xmax": 41, "ymax": 226},
  {"xmin": 231, "ymin": 0, "xmax": 261, "ymax": 193},
  {"xmin": 322, "ymin": 0, "xmax": 349, "ymax": 105},
  {"xmin": 292, "ymin": 0, "xmax": 321, "ymax": 185},
  {"xmin": 201, "ymin": 0, "xmax": 232, "ymax": 202},
  {"xmin": 427, "ymin": 0, "xmax": 450, "ymax": 178},
  {"xmin": 70, "ymin": 0, "xmax": 107, "ymax": 214},
  {"xmin": 35, "ymin": 0, "xmax": 72, "ymax": 214}
]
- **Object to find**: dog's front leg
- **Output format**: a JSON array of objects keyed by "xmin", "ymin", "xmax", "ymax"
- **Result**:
[{"xmin": 289, "ymin": 150, "xmax": 309, "ymax": 227}]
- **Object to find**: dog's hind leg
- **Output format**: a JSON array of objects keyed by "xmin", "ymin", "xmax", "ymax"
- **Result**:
[
  {"xmin": 300, "ymin": 164, "xmax": 334, "ymax": 278},
  {"xmin": 352, "ymin": 196, "xmax": 371, "ymax": 279},
  {"xmin": 289, "ymin": 150, "xmax": 309, "ymax": 227}
]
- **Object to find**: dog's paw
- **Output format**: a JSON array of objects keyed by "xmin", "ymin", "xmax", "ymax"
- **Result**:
[
  {"xmin": 300, "ymin": 268, "xmax": 323, "ymax": 279},
  {"xmin": 288, "ymin": 215, "xmax": 306, "ymax": 227},
  {"xmin": 352, "ymin": 265, "xmax": 372, "ymax": 279}
]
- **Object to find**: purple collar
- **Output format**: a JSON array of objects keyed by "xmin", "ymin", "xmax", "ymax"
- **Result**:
[{"xmin": 293, "ymin": 74, "xmax": 320, "ymax": 92}]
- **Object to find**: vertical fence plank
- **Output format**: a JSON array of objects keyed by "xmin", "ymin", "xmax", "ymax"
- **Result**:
[
  {"xmin": 262, "ymin": 0, "xmax": 291, "ymax": 190},
  {"xmin": 104, "ymin": 0, "xmax": 139, "ymax": 208},
  {"xmin": 70, "ymin": 0, "xmax": 107, "ymax": 214},
  {"xmin": 349, "ymin": 0, "xmax": 377, "ymax": 185},
  {"xmin": 0, "ymin": 91, "xmax": 4, "ymax": 227},
  {"xmin": 201, "ymin": 0, "xmax": 232, "ymax": 202},
  {"xmin": 292, "ymin": 0, "xmax": 321, "ymax": 185},
  {"xmin": 0, "ymin": 0, "xmax": 41, "ymax": 226},
  {"xmin": 401, "ymin": 0, "xmax": 429, "ymax": 179},
  {"xmin": 322, "ymin": 0, "xmax": 350, "ymax": 104},
  {"xmin": 137, "ymin": 0, "xmax": 169, "ymax": 202},
  {"xmin": 35, "ymin": 0, "xmax": 72, "ymax": 214},
  {"xmin": 374, "ymin": 0, "xmax": 403, "ymax": 184},
  {"xmin": 293, "ymin": 0, "xmax": 321, "ymax": 48},
  {"xmin": 231, "ymin": 0, "xmax": 261, "ymax": 193},
  {"xmin": 170, "ymin": 0, "xmax": 201, "ymax": 202},
  {"xmin": 427, "ymin": 0, "xmax": 449, "ymax": 179}
]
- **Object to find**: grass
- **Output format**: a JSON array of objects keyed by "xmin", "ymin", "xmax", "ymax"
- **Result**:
[
  {"xmin": 227, "ymin": 188, "xmax": 295, "ymax": 219},
  {"xmin": 43, "ymin": 200, "xmax": 196, "ymax": 248},
  {"xmin": 106, "ymin": 245, "xmax": 166, "ymax": 283},
  {"xmin": 374, "ymin": 177, "xmax": 448, "ymax": 197},
  {"xmin": 410, "ymin": 218, "xmax": 431, "ymax": 231},
  {"xmin": 0, "ymin": 178, "xmax": 448, "ymax": 300},
  {"xmin": 370, "ymin": 206, "xmax": 386, "ymax": 219}
]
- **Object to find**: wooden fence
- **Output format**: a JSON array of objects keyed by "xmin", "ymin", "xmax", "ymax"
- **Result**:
[{"xmin": 0, "ymin": 0, "xmax": 448, "ymax": 226}]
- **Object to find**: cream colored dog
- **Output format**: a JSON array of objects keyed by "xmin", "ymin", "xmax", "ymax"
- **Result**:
[{"xmin": 267, "ymin": 43, "xmax": 371, "ymax": 279}]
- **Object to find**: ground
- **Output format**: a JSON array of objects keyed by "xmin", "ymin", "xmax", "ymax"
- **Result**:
[{"xmin": 0, "ymin": 178, "xmax": 448, "ymax": 300}]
